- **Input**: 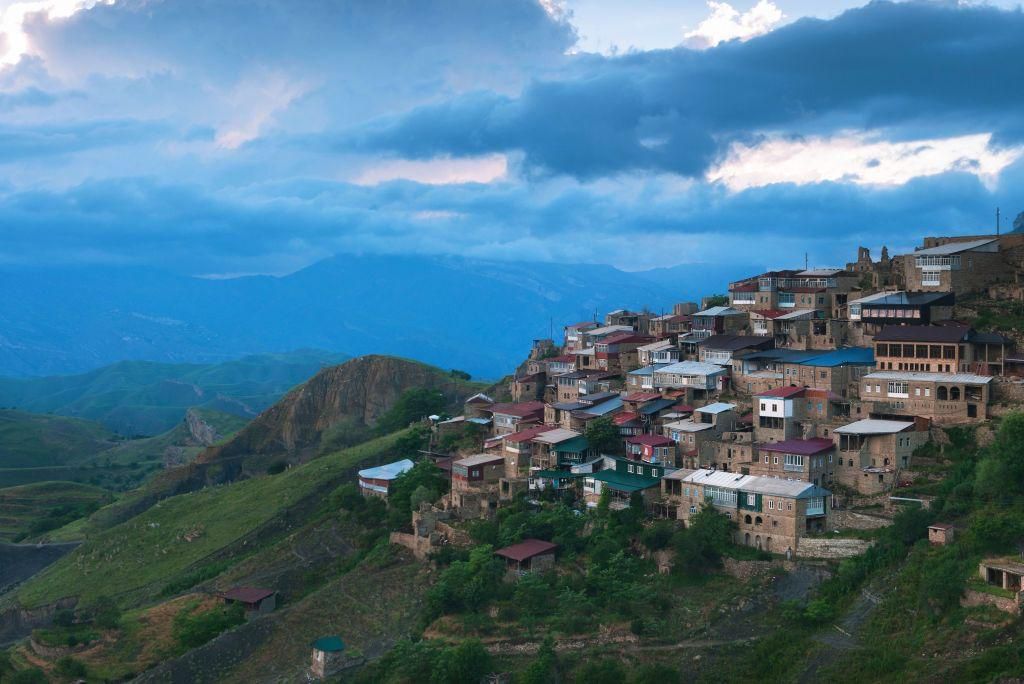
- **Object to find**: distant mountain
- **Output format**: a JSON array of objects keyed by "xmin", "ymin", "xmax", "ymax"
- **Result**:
[
  {"xmin": 0, "ymin": 350, "xmax": 348, "ymax": 435},
  {"xmin": 0, "ymin": 255, "xmax": 754, "ymax": 380}
]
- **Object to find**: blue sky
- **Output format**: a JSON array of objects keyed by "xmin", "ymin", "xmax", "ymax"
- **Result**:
[{"xmin": 0, "ymin": 0, "xmax": 1022, "ymax": 276}]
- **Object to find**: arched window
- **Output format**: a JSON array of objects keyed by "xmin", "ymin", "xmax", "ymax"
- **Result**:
[
  {"xmin": 766, "ymin": 537, "xmax": 772, "ymax": 551},
  {"xmin": 744, "ymin": 532, "xmax": 751, "ymax": 545},
  {"xmin": 755, "ymin": 516, "xmax": 763, "ymax": 526},
  {"xmin": 755, "ymin": 535, "xmax": 762, "ymax": 549},
  {"xmin": 848, "ymin": 459, "xmax": 853, "ymax": 467},
  {"xmin": 744, "ymin": 514, "xmax": 752, "ymax": 524},
  {"xmin": 937, "ymin": 386, "xmax": 948, "ymax": 400},
  {"xmin": 950, "ymin": 387, "xmax": 961, "ymax": 401}
]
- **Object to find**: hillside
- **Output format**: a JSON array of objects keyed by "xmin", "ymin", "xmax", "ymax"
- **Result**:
[
  {"xmin": 190, "ymin": 355, "xmax": 481, "ymax": 481},
  {"xmin": 0, "ymin": 350, "xmax": 348, "ymax": 436},
  {"xmin": 0, "ymin": 256, "xmax": 753, "ymax": 379}
]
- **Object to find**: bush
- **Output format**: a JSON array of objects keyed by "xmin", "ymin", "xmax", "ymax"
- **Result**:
[
  {"xmin": 55, "ymin": 656, "xmax": 88, "ymax": 678},
  {"xmin": 172, "ymin": 602, "xmax": 245, "ymax": 650},
  {"xmin": 91, "ymin": 594, "xmax": 122, "ymax": 629},
  {"xmin": 7, "ymin": 668, "xmax": 47, "ymax": 684},
  {"xmin": 266, "ymin": 460, "xmax": 288, "ymax": 475}
]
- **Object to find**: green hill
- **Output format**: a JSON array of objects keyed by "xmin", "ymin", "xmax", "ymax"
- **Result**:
[
  {"xmin": 0, "ymin": 481, "xmax": 113, "ymax": 542},
  {"xmin": 13, "ymin": 432, "xmax": 409, "ymax": 609},
  {"xmin": 0, "ymin": 350, "xmax": 348, "ymax": 436}
]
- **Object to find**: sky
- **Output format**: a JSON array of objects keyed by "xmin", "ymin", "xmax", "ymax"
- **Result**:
[{"xmin": 0, "ymin": 0, "xmax": 1022, "ymax": 276}]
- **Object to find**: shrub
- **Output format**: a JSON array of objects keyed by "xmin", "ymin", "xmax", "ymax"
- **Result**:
[
  {"xmin": 54, "ymin": 656, "xmax": 88, "ymax": 678},
  {"xmin": 172, "ymin": 602, "xmax": 245, "ymax": 650}
]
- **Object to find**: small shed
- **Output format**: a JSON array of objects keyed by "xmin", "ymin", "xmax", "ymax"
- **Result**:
[
  {"xmin": 218, "ymin": 587, "xmax": 277, "ymax": 617},
  {"xmin": 310, "ymin": 635, "xmax": 346, "ymax": 679},
  {"xmin": 928, "ymin": 522, "xmax": 955, "ymax": 545},
  {"xmin": 494, "ymin": 539, "xmax": 558, "ymax": 574}
]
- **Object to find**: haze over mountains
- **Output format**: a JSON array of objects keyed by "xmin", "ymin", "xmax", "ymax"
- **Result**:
[{"xmin": 0, "ymin": 254, "xmax": 751, "ymax": 380}]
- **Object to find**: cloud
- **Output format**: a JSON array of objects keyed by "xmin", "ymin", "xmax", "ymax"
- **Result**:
[
  {"xmin": 707, "ymin": 132, "xmax": 1023, "ymax": 191},
  {"xmin": 348, "ymin": 1, "xmax": 1024, "ymax": 179},
  {"xmin": 683, "ymin": 0, "xmax": 784, "ymax": 49}
]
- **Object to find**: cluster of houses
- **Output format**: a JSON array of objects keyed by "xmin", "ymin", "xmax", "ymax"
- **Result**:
[{"xmin": 380, "ymin": 234, "xmax": 1024, "ymax": 559}]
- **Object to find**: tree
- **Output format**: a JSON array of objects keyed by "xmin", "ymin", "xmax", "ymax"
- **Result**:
[
  {"xmin": 574, "ymin": 658, "xmax": 626, "ymax": 684},
  {"xmin": 520, "ymin": 636, "xmax": 559, "ymax": 684},
  {"xmin": 585, "ymin": 416, "xmax": 621, "ymax": 456},
  {"xmin": 90, "ymin": 595, "xmax": 122, "ymax": 630},
  {"xmin": 430, "ymin": 640, "xmax": 492, "ymax": 684},
  {"xmin": 449, "ymin": 369, "xmax": 472, "ymax": 381},
  {"xmin": 673, "ymin": 504, "xmax": 734, "ymax": 574},
  {"xmin": 703, "ymin": 294, "xmax": 729, "ymax": 307},
  {"xmin": 375, "ymin": 388, "xmax": 449, "ymax": 435}
]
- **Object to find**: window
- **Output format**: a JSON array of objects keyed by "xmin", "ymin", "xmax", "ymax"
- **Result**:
[
  {"xmin": 773, "ymin": 456, "xmax": 779, "ymax": 465},
  {"xmin": 887, "ymin": 381, "xmax": 909, "ymax": 398},
  {"xmin": 922, "ymin": 270, "xmax": 941, "ymax": 286},
  {"xmin": 925, "ymin": 388, "xmax": 931, "ymax": 397},
  {"xmin": 747, "ymin": 493, "xmax": 756, "ymax": 506}
]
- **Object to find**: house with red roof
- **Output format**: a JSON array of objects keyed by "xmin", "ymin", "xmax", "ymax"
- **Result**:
[
  {"xmin": 494, "ymin": 539, "xmax": 558, "ymax": 574},
  {"xmin": 488, "ymin": 401, "xmax": 545, "ymax": 436},
  {"xmin": 594, "ymin": 332, "xmax": 655, "ymax": 374},
  {"xmin": 625, "ymin": 434, "xmax": 676, "ymax": 465},
  {"xmin": 218, "ymin": 587, "xmax": 277, "ymax": 617}
]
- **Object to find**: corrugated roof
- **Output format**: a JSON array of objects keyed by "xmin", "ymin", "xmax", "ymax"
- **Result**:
[
  {"xmin": 219, "ymin": 587, "xmax": 275, "ymax": 604},
  {"xmin": 912, "ymin": 238, "xmax": 997, "ymax": 255},
  {"xmin": 864, "ymin": 370, "xmax": 992, "ymax": 384},
  {"xmin": 875, "ymin": 324, "xmax": 970, "ymax": 343},
  {"xmin": 494, "ymin": 539, "xmax": 558, "ymax": 562},
  {"xmin": 699, "ymin": 334, "xmax": 773, "ymax": 351},
  {"xmin": 693, "ymin": 306, "xmax": 744, "ymax": 317},
  {"xmin": 358, "ymin": 459, "xmax": 415, "ymax": 481},
  {"xmin": 626, "ymin": 434, "xmax": 674, "ymax": 446},
  {"xmin": 664, "ymin": 420, "xmax": 715, "ymax": 432},
  {"xmin": 680, "ymin": 468, "xmax": 830, "ymax": 498},
  {"xmin": 532, "ymin": 428, "xmax": 582, "ymax": 445},
  {"xmin": 503, "ymin": 425, "xmax": 558, "ymax": 444},
  {"xmin": 696, "ymin": 402, "xmax": 736, "ymax": 414},
  {"xmin": 757, "ymin": 386, "xmax": 806, "ymax": 399},
  {"xmin": 757, "ymin": 438, "xmax": 834, "ymax": 456},
  {"xmin": 834, "ymin": 419, "xmax": 915, "ymax": 435},
  {"xmin": 453, "ymin": 453, "xmax": 506, "ymax": 467},
  {"xmin": 588, "ymin": 469, "xmax": 660, "ymax": 492},
  {"xmin": 654, "ymin": 360, "xmax": 726, "ymax": 376}
]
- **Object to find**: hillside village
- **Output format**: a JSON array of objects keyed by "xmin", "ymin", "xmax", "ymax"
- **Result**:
[{"xmin": 379, "ymin": 233, "xmax": 1024, "ymax": 556}]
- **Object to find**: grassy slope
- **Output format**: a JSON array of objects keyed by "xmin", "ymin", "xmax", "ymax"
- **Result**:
[
  {"xmin": 0, "ymin": 350, "xmax": 348, "ymax": 436},
  {"xmin": 14, "ymin": 431, "xmax": 406, "ymax": 609},
  {"xmin": 0, "ymin": 481, "xmax": 112, "ymax": 542}
]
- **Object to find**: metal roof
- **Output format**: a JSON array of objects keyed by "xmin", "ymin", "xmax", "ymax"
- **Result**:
[
  {"xmin": 664, "ymin": 420, "xmax": 714, "ymax": 432},
  {"xmin": 680, "ymin": 468, "xmax": 830, "ymax": 498},
  {"xmin": 654, "ymin": 360, "xmax": 726, "ymax": 376},
  {"xmin": 833, "ymin": 419, "xmax": 915, "ymax": 435},
  {"xmin": 695, "ymin": 402, "xmax": 736, "ymax": 414},
  {"xmin": 912, "ymin": 238, "xmax": 997, "ymax": 256},
  {"xmin": 628, "ymin": 363, "xmax": 670, "ymax": 376},
  {"xmin": 585, "ymin": 324, "xmax": 636, "ymax": 336},
  {"xmin": 757, "ymin": 438, "xmax": 834, "ymax": 456},
  {"xmin": 850, "ymin": 290, "xmax": 954, "ymax": 307},
  {"xmin": 358, "ymin": 459, "xmax": 415, "ymax": 481},
  {"xmin": 693, "ymin": 306, "xmax": 744, "ymax": 317},
  {"xmin": 875, "ymin": 324, "xmax": 970, "ymax": 343},
  {"xmin": 453, "ymin": 453, "xmax": 506, "ymax": 467},
  {"xmin": 864, "ymin": 370, "xmax": 992, "ymax": 384},
  {"xmin": 587, "ymin": 469, "xmax": 660, "ymax": 492},
  {"xmin": 578, "ymin": 396, "xmax": 624, "ymax": 416},
  {"xmin": 740, "ymin": 347, "xmax": 874, "ymax": 367},
  {"xmin": 494, "ymin": 539, "xmax": 558, "ymax": 562},
  {"xmin": 532, "ymin": 428, "xmax": 582, "ymax": 444}
]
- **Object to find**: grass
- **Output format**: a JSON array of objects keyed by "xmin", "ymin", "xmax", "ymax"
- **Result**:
[
  {"xmin": 0, "ymin": 481, "xmax": 113, "ymax": 542},
  {"xmin": 13, "ymin": 431, "xmax": 408, "ymax": 609}
]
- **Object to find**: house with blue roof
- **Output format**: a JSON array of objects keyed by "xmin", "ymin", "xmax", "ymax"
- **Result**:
[{"xmin": 733, "ymin": 347, "xmax": 875, "ymax": 398}]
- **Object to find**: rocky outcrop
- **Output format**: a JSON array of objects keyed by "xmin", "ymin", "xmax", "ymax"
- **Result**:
[{"xmin": 185, "ymin": 408, "xmax": 222, "ymax": 447}]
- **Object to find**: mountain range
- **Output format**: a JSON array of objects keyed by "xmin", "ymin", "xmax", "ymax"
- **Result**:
[{"xmin": 0, "ymin": 254, "xmax": 753, "ymax": 380}]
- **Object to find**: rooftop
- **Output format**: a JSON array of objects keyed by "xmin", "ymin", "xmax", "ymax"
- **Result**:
[
  {"xmin": 699, "ymin": 334, "xmax": 774, "ymax": 352},
  {"xmin": 532, "ymin": 428, "xmax": 583, "ymax": 445},
  {"xmin": 494, "ymin": 538, "xmax": 559, "ymax": 562},
  {"xmin": 453, "ymin": 453, "xmax": 506, "ymax": 467},
  {"xmin": 588, "ymin": 468, "xmax": 661, "ymax": 492},
  {"xmin": 489, "ymin": 401, "xmax": 545, "ymax": 417},
  {"xmin": 357, "ymin": 459, "xmax": 415, "ymax": 481},
  {"xmin": 834, "ymin": 419, "xmax": 916, "ymax": 435},
  {"xmin": 219, "ymin": 587, "xmax": 275, "ymax": 604},
  {"xmin": 503, "ymin": 425, "xmax": 557, "ymax": 444},
  {"xmin": 654, "ymin": 360, "xmax": 726, "ymax": 376},
  {"xmin": 757, "ymin": 438, "xmax": 835, "ymax": 456},
  {"xmin": 626, "ymin": 434, "xmax": 674, "ymax": 446},
  {"xmin": 864, "ymin": 370, "xmax": 992, "ymax": 384},
  {"xmin": 912, "ymin": 237, "xmax": 998, "ymax": 256},
  {"xmin": 679, "ymin": 468, "xmax": 830, "ymax": 498},
  {"xmin": 664, "ymin": 420, "xmax": 714, "ymax": 432},
  {"xmin": 757, "ymin": 385, "xmax": 806, "ymax": 399},
  {"xmin": 875, "ymin": 324, "xmax": 971, "ymax": 343},
  {"xmin": 696, "ymin": 402, "xmax": 736, "ymax": 415},
  {"xmin": 693, "ymin": 306, "xmax": 745, "ymax": 317}
]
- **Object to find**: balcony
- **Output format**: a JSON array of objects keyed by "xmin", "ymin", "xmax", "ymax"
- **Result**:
[{"xmin": 783, "ymin": 463, "xmax": 804, "ymax": 473}]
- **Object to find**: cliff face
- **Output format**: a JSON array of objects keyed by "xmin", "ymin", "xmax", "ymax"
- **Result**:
[{"xmin": 195, "ymin": 355, "xmax": 471, "ymax": 477}]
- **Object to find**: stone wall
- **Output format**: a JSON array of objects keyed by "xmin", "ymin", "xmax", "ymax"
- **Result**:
[
  {"xmin": 829, "ymin": 510, "xmax": 892, "ymax": 530},
  {"xmin": 992, "ymin": 377, "xmax": 1024, "ymax": 404},
  {"xmin": 796, "ymin": 538, "xmax": 873, "ymax": 559},
  {"xmin": 961, "ymin": 588, "xmax": 1021, "ymax": 615},
  {"xmin": 722, "ymin": 557, "xmax": 797, "ymax": 580}
]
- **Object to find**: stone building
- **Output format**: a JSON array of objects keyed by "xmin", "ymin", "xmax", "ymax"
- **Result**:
[
  {"xmin": 449, "ymin": 453, "xmax": 506, "ymax": 517},
  {"xmin": 902, "ymin": 236, "xmax": 1016, "ymax": 294},
  {"xmin": 661, "ymin": 468, "xmax": 830, "ymax": 555},
  {"xmin": 749, "ymin": 437, "xmax": 836, "ymax": 486},
  {"xmin": 860, "ymin": 370, "xmax": 991, "ymax": 423},
  {"xmin": 832, "ymin": 418, "xmax": 930, "ymax": 494}
]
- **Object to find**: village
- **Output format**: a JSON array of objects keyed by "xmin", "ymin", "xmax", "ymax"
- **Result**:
[{"xmin": 346, "ymin": 232, "xmax": 1024, "ymax": 613}]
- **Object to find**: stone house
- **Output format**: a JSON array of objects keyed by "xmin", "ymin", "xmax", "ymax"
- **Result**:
[
  {"xmin": 449, "ymin": 453, "xmax": 506, "ymax": 517},
  {"xmin": 489, "ymin": 401, "xmax": 545, "ymax": 436},
  {"xmin": 860, "ymin": 370, "xmax": 991, "ymax": 423},
  {"xmin": 594, "ymin": 332, "xmax": 654, "ymax": 374},
  {"xmin": 698, "ymin": 334, "xmax": 775, "ymax": 367},
  {"xmin": 663, "ymin": 402, "xmax": 738, "ymax": 468},
  {"xmin": 750, "ymin": 437, "xmax": 836, "ymax": 487},
  {"xmin": 699, "ymin": 430, "xmax": 754, "ymax": 473},
  {"xmin": 732, "ymin": 347, "xmax": 875, "ymax": 398},
  {"xmin": 510, "ymin": 372, "xmax": 545, "ymax": 403},
  {"xmin": 873, "ymin": 324, "xmax": 1014, "ymax": 376},
  {"xmin": 902, "ymin": 236, "xmax": 1016, "ymax": 294},
  {"xmin": 689, "ymin": 306, "xmax": 748, "ymax": 340},
  {"xmin": 582, "ymin": 457, "xmax": 667, "ymax": 509},
  {"xmin": 832, "ymin": 418, "xmax": 930, "ymax": 494},
  {"xmin": 649, "ymin": 313, "xmax": 691, "ymax": 338},
  {"xmin": 662, "ymin": 468, "xmax": 830, "ymax": 555},
  {"xmin": 625, "ymin": 434, "xmax": 675, "ymax": 465},
  {"xmin": 651, "ymin": 360, "xmax": 727, "ymax": 398},
  {"xmin": 564, "ymin": 321, "xmax": 598, "ymax": 352},
  {"xmin": 529, "ymin": 428, "xmax": 587, "ymax": 471},
  {"xmin": 846, "ymin": 291, "xmax": 955, "ymax": 341},
  {"xmin": 928, "ymin": 523, "xmax": 955, "ymax": 545}
]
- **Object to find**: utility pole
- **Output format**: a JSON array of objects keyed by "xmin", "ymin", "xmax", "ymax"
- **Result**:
[
  {"xmin": 997, "ymin": 207, "xmax": 1001, "ymax": 236},
  {"xmin": 805, "ymin": 252, "xmax": 809, "ymax": 270}
]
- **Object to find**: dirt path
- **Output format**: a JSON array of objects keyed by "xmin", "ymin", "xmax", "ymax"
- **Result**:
[
  {"xmin": 483, "ymin": 633, "xmax": 758, "ymax": 657},
  {"xmin": 797, "ymin": 585, "xmax": 884, "ymax": 682}
]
